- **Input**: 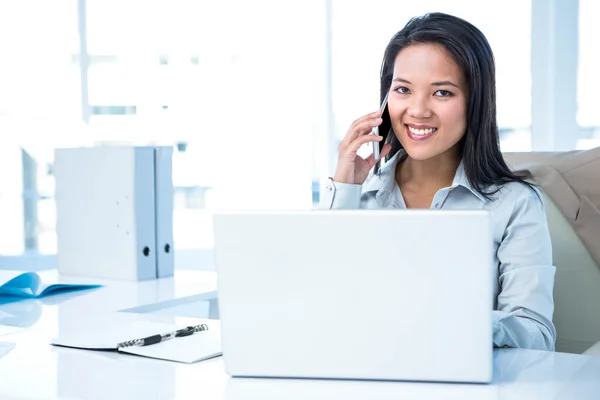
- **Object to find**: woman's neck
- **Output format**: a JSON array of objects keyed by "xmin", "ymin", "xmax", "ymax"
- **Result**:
[{"xmin": 396, "ymin": 151, "xmax": 461, "ymax": 193}]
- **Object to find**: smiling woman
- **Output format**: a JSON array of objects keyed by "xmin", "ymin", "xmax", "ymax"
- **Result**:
[
  {"xmin": 321, "ymin": 12, "xmax": 556, "ymax": 352},
  {"xmin": 375, "ymin": 14, "xmax": 530, "ymax": 201},
  {"xmin": 331, "ymin": 0, "xmax": 534, "ymax": 152}
]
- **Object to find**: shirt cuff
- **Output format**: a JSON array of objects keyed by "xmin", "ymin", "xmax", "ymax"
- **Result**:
[
  {"xmin": 492, "ymin": 311, "xmax": 502, "ymax": 347},
  {"xmin": 318, "ymin": 177, "xmax": 362, "ymax": 209}
]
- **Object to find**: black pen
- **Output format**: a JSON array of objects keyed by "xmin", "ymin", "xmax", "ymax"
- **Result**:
[{"xmin": 117, "ymin": 324, "xmax": 209, "ymax": 349}]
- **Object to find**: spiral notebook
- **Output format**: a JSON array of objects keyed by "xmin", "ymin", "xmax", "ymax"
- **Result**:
[{"xmin": 51, "ymin": 319, "xmax": 222, "ymax": 364}]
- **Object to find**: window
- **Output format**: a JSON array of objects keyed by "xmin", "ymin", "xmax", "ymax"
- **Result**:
[
  {"xmin": 0, "ymin": 0, "xmax": 82, "ymax": 256},
  {"xmin": 84, "ymin": 0, "xmax": 325, "ymax": 252},
  {"xmin": 577, "ymin": 0, "xmax": 600, "ymax": 149}
]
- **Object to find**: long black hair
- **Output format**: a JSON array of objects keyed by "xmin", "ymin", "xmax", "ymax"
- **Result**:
[{"xmin": 375, "ymin": 12, "xmax": 532, "ymax": 199}]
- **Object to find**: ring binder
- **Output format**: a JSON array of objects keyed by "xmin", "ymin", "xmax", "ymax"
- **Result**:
[{"xmin": 54, "ymin": 146, "xmax": 176, "ymax": 281}]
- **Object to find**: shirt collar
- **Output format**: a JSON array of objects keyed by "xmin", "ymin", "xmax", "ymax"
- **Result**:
[
  {"xmin": 450, "ymin": 159, "xmax": 486, "ymax": 203},
  {"xmin": 362, "ymin": 151, "xmax": 403, "ymax": 196},
  {"xmin": 363, "ymin": 151, "xmax": 486, "ymax": 203}
]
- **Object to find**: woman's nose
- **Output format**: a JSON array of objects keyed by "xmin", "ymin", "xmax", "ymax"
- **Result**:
[{"xmin": 407, "ymin": 95, "xmax": 433, "ymax": 119}]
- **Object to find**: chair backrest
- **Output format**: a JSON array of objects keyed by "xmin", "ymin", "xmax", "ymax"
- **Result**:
[{"xmin": 539, "ymin": 189, "xmax": 600, "ymax": 354}]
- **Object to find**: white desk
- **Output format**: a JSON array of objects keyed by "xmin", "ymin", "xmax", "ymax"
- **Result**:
[{"xmin": 0, "ymin": 270, "xmax": 599, "ymax": 399}]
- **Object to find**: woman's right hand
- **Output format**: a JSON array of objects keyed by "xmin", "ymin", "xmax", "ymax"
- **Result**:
[{"xmin": 332, "ymin": 110, "xmax": 392, "ymax": 184}]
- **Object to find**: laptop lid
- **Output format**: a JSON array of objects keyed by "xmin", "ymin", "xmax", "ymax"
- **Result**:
[{"xmin": 213, "ymin": 209, "xmax": 493, "ymax": 383}]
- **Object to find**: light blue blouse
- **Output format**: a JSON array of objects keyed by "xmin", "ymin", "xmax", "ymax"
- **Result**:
[{"xmin": 319, "ymin": 151, "xmax": 556, "ymax": 351}]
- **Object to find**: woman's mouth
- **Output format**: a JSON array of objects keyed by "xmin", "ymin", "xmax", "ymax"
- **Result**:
[{"xmin": 405, "ymin": 124, "xmax": 437, "ymax": 141}]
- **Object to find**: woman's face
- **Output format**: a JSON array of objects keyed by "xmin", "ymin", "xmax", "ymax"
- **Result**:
[{"xmin": 387, "ymin": 43, "xmax": 468, "ymax": 161}]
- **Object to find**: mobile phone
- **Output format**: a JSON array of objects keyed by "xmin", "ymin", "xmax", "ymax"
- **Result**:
[{"xmin": 371, "ymin": 91, "xmax": 391, "ymax": 160}]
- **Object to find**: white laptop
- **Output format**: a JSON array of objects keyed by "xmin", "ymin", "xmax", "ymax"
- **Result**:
[{"xmin": 213, "ymin": 209, "xmax": 494, "ymax": 383}]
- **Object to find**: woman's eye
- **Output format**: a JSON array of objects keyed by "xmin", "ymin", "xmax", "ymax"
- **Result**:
[
  {"xmin": 435, "ymin": 90, "xmax": 453, "ymax": 97},
  {"xmin": 395, "ymin": 86, "xmax": 410, "ymax": 94}
]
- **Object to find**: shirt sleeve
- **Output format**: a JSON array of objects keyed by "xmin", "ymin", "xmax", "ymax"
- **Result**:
[
  {"xmin": 493, "ymin": 186, "xmax": 557, "ymax": 351},
  {"xmin": 318, "ymin": 178, "xmax": 363, "ymax": 209}
]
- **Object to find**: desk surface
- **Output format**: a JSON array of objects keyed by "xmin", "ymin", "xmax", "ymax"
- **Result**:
[{"xmin": 0, "ymin": 270, "xmax": 599, "ymax": 400}]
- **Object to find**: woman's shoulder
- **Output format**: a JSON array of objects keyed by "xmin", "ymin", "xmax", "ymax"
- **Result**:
[
  {"xmin": 488, "ymin": 180, "xmax": 545, "ymax": 215},
  {"xmin": 497, "ymin": 179, "xmax": 542, "ymax": 200}
]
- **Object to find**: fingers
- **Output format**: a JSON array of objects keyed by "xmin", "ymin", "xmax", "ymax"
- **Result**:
[
  {"xmin": 340, "ymin": 111, "xmax": 383, "ymax": 146},
  {"xmin": 346, "ymin": 133, "xmax": 383, "ymax": 156}
]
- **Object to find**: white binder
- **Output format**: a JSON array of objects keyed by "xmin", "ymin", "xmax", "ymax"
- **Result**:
[
  {"xmin": 154, "ymin": 146, "xmax": 175, "ymax": 278},
  {"xmin": 54, "ymin": 146, "xmax": 175, "ymax": 281}
]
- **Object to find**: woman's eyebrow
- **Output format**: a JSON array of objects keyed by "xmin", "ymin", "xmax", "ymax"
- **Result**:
[
  {"xmin": 431, "ymin": 80, "xmax": 459, "ymax": 88},
  {"xmin": 393, "ymin": 77, "xmax": 460, "ymax": 89}
]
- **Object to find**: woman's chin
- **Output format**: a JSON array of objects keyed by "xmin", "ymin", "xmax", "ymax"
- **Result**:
[
  {"xmin": 401, "ymin": 145, "xmax": 440, "ymax": 161},
  {"xmin": 399, "ymin": 138, "xmax": 460, "ymax": 162}
]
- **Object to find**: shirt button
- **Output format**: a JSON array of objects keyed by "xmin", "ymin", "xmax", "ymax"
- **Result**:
[
  {"xmin": 434, "ymin": 202, "xmax": 440, "ymax": 208},
  {"xmin": 326, "ymin": 185, "xmax": 332, "ymax": 192}
]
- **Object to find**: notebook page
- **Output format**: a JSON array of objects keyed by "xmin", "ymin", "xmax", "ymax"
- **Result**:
[
  {"xmin": 0, "ymin": 271, "xmax": 26, "ymax": 286},
  {"xmin": 51, "ymin": 320, "xmax": 182, "ymax": 350},
  {"xmin": 122, "ymin": 322, "xmax": 222, "ymax": 363},
  {"xmin": 0, "ymin": 271, "xmax": 39, "ymax": 296}
]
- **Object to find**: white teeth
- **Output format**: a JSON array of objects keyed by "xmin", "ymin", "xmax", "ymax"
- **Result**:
[{"xmin": 408, "ymin": 126, "xmax": 436, "ymax": 136}]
